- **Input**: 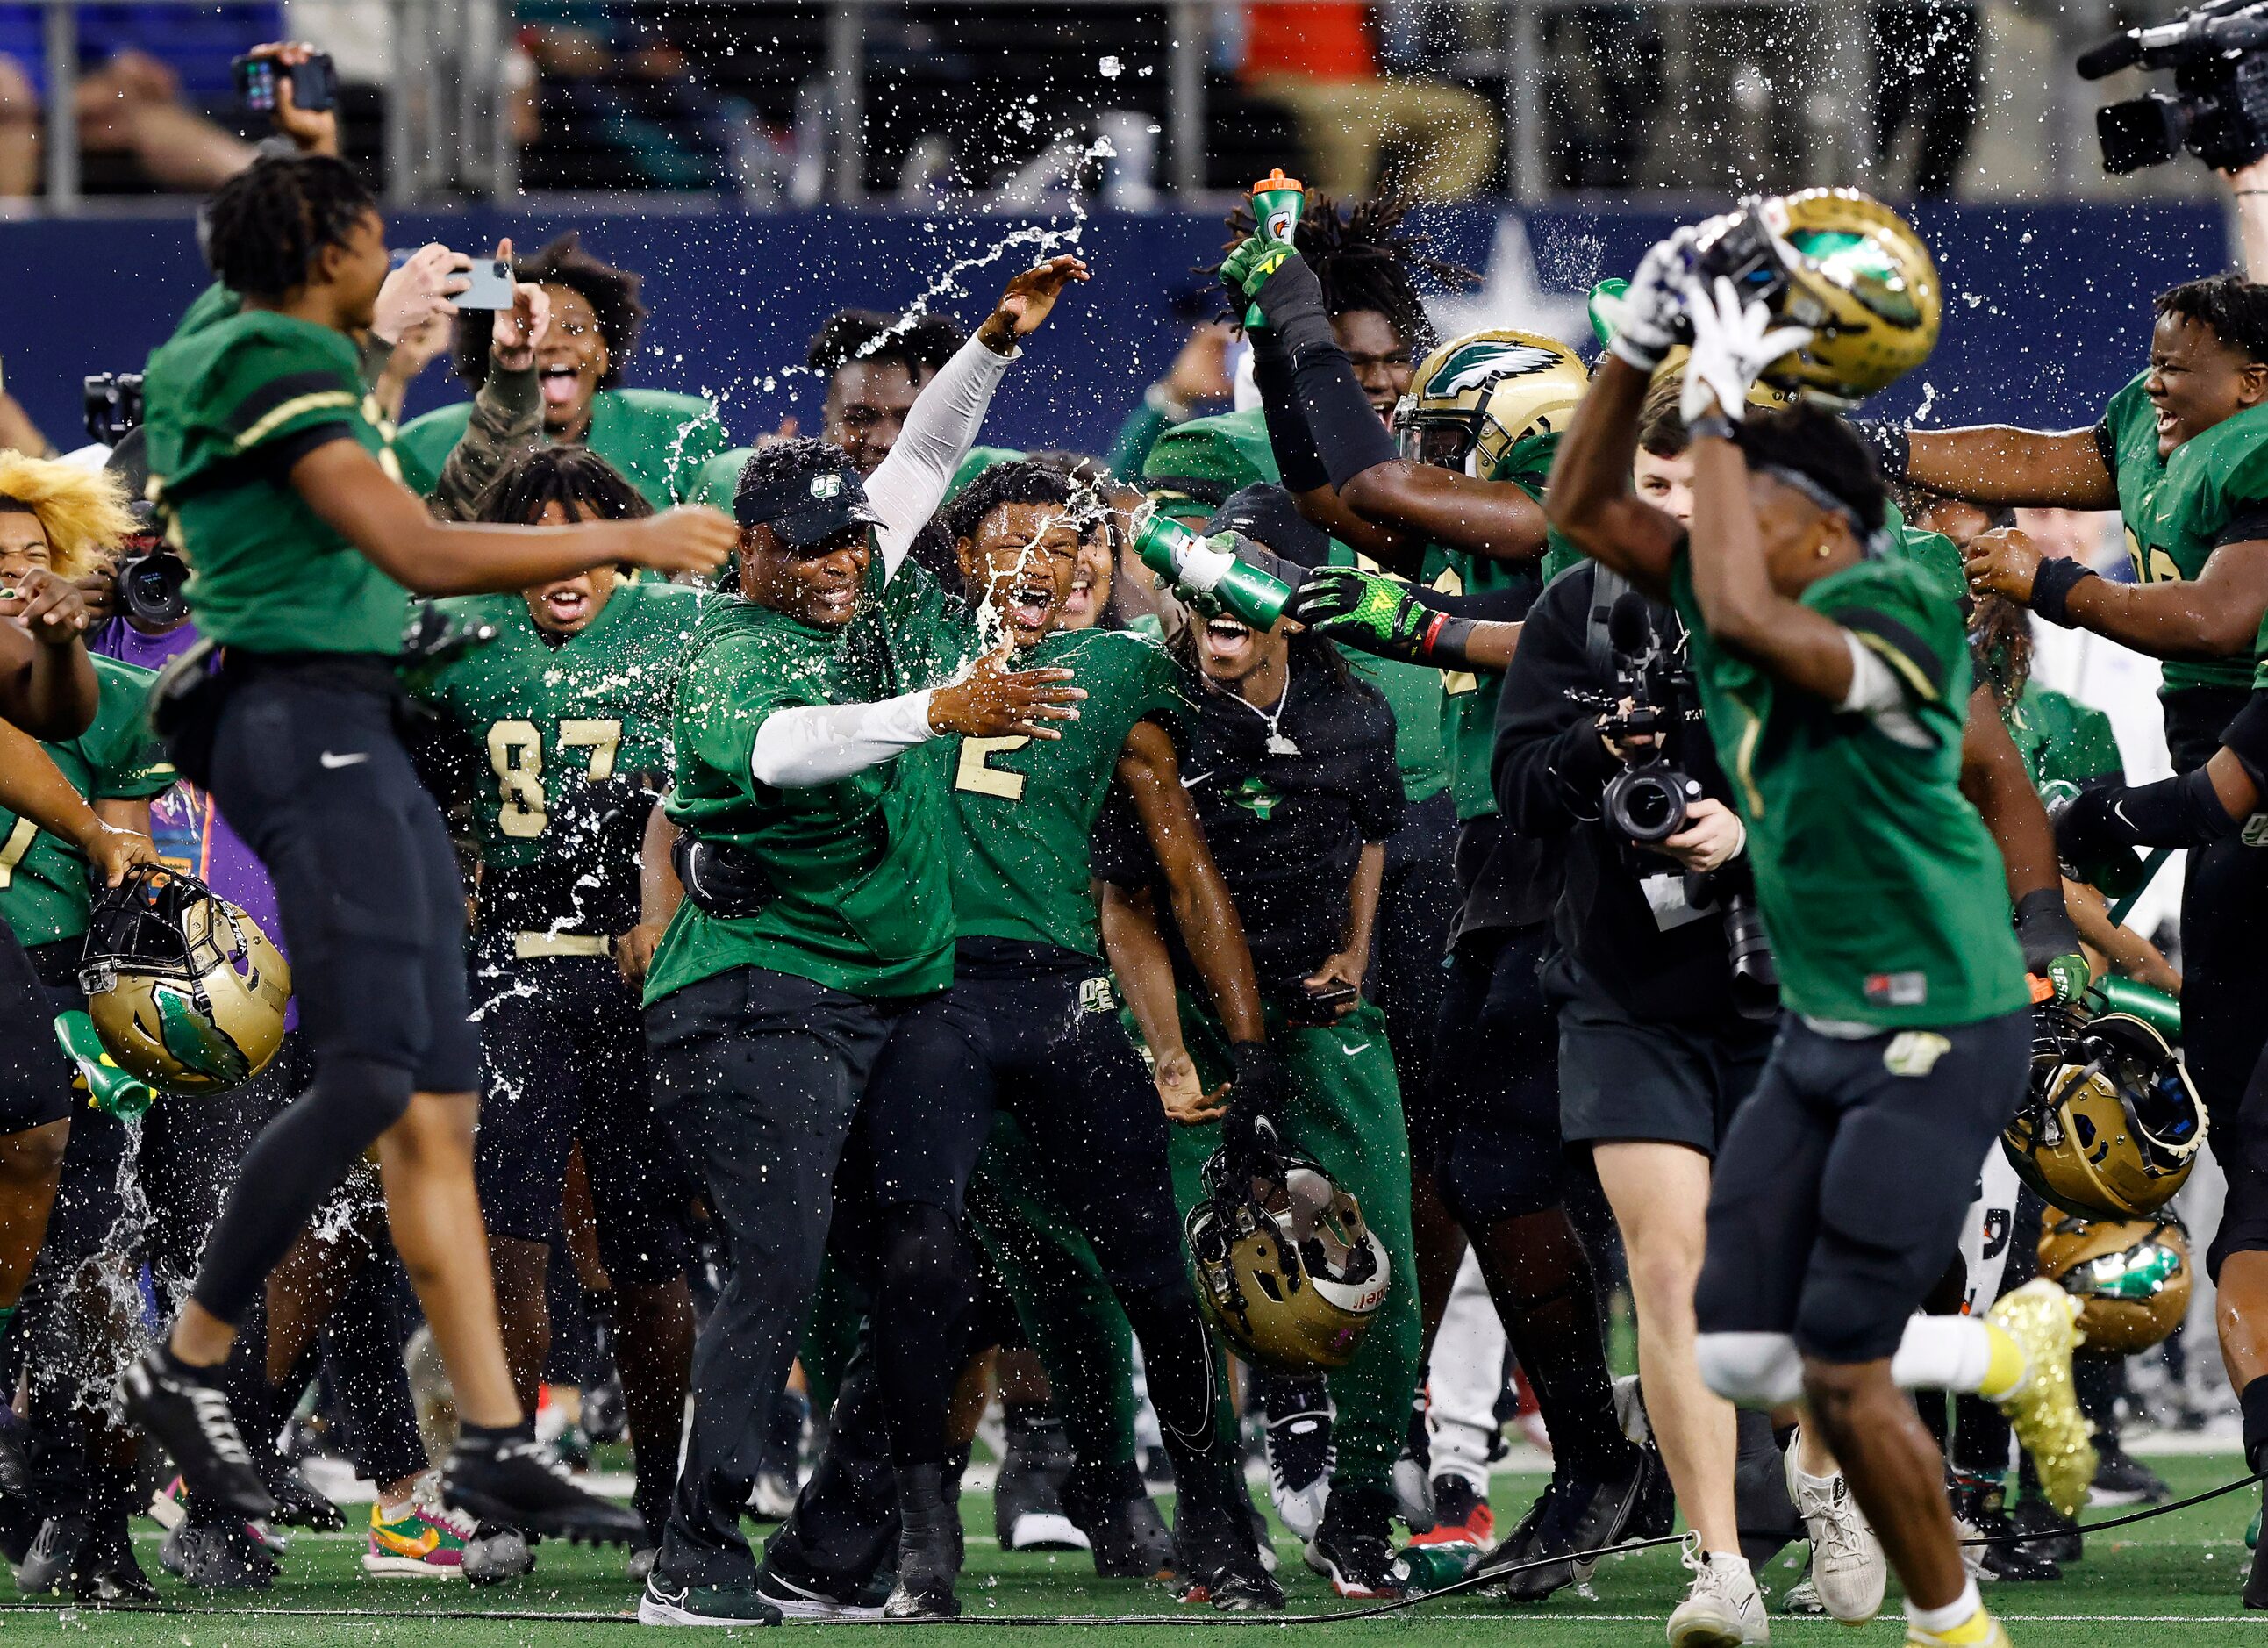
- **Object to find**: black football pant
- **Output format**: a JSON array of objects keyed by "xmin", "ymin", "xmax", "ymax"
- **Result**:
[{"xmin": 645, "ymin": 964, "xmax": 911, "ymax": 1589}]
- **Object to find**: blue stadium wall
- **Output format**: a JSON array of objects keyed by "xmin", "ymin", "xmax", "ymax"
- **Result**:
[{"xmin": 2, "ymin": 201, "xmax": 2229, "ymax": 465}]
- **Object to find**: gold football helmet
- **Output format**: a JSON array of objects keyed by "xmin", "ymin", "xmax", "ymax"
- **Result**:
[
  {"xmin": 79, "ymin": 865, "xmax": 290, "ymax": 1095},
  {"xmin": 1392, "ymin": 329, "xmax": 1590, "ymax": 481},
  {"xmin": 1688, "ymin": 189, "xmax": 1942, "ymax": 405},
  {"xmin": 1185, "ymin": 1137, "xmax": 1389, "ymax": 1371},
  {"xmin": 2038, "ymin": 1210, "xmax": 2193, "ymax": 1354},
  {"xmin": 2004, "ymin": 1003, "xmax": 2205, "ymax": 1221}
]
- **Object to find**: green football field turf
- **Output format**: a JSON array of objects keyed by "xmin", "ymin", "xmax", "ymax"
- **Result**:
[{"xmin": 4, "ymin": 1453, "xmax": 2261, "ymax": 1646}]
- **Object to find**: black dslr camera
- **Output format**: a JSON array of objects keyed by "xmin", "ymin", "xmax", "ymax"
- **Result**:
[
  {"xmin": 2080, "ymin": 0, "xmax": 2268, "ymax": 174},
  {"xmin": 84, "ymin": 375, "xmax": 191, "ymax": 629},
  {"xmin": 83, "ymin": 372, "xmax": 143, "ymax": 447},
  {"xmin": 1570, "ymin": 591, "xmax": 1778, "ymax": 1019}
]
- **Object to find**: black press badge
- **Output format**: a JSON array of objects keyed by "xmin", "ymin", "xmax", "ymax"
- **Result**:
[{"xmin": 733, "ymin": 463, "xmax": 884, "ymax": 547}]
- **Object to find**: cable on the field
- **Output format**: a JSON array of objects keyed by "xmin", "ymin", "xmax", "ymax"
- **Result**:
[{"xmin": 0, "ymin": 1472, "xmax": 2260, "ymax": 1626}]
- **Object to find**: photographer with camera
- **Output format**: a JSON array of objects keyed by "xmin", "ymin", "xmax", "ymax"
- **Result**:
[{"xmin": 1495, "ymin": 379, "xmax": 1832, "ymax": 1645}]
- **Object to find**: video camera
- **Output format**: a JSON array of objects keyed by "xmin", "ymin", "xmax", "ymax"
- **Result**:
[
  {"xmin": 2079, "ymin": 0, "xmax": 2268, "ymax": 175},
  {"xmin": 1569, "ymin": 591, "xmax": 1778, "ymax": 1019}
]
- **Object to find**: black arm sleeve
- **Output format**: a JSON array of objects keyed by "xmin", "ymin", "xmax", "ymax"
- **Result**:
[
  {"xmin": 1250, "ymin": 329, "xmax": 1330, "ymax": 497},
  {"xmin": 1492, "ymin": 570, "xmax": 1622, "ymax": 836},
  {"xmin": 1399, "ymin": 580, "xmax": 1541, "ymax": 624},
  {"xmin": 1291, "ymin": 349, "xmax": 1400, "ymax": 491}
]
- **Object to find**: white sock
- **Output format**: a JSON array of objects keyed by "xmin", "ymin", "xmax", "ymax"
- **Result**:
[
  {"xmin": 1706, "ymin": 1550, "xmax": 1752, "ymax": 1577},
  {"xmin": 1889, "ymin": 1315, "xmax": 1993, "ymax": 1394},
  {"xmin": 1792, "ymin": 1465, "xmax": 1839, "ymax": 1495},
  {"xmin": 379, "ymin": 1494, "xmax": 416, "ymax": 1522},
  {"xmin": 1906, "ymin": 1577, "xmax": 1983, "ymax": 1636}
]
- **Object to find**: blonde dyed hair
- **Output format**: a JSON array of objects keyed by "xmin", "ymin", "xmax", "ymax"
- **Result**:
[{"xmin": 0, "ymin": 452, "xmax": 139, "ymax": 579}]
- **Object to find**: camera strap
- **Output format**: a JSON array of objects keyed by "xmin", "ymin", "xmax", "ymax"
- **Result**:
[{"xmin": 1585, "ymin": 566, "xmax": 1631, "ymax": 677}]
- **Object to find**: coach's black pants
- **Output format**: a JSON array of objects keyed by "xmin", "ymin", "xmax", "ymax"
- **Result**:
[{"xmin": 645, "ymin": 964, "xmax": 913, "ymax": 1588}]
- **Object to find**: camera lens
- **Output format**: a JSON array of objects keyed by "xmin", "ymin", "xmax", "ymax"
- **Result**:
[
  {"xmin": 1604, "ymin": 767, "xmax": 1691, "ymax": 843},
  {"xmin": 1725, "ymin": 895, "xmax": 1780, "ymax": 1020},
  {"xmin": 118, "ymin": 550, "xmax": 190, "ymax": 628}
]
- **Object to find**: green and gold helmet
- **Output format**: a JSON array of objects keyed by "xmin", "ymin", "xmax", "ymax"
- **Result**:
[
  {"xmin": 1185, "ymin": 1137, "xmax": 1389, "ymax": 1371},
  {"xmin": 2038, "ymin": 1209, "xmax": 2193, "ymax": 1354},
  {"xmin": 1392, "ymin": 329, "xmax": 1589, "ymax": 480},
  {"xmin": 78, "ymin": 865, "xmax": 290, "ymax": 1095},
  {"xmin": 2004, "ymin": 1002, "xmax": 2205, "ymax": 1221},
  {"xmin": 1690, "ymin": 189, "xmax": 1942, "ymax": 406}
]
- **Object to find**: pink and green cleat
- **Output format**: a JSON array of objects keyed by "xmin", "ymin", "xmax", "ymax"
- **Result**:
[{"xmin": 362, "ymin": 1493, "xmax": 473, "ymax": 1578}]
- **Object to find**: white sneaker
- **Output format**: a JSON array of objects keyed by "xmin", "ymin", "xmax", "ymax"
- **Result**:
[
  {"xmin": 1783, "ymin": 1432, "xmax": 1885, "ymax": 1624},
  {"xmin": 1666, "ymin": 1535, "xmax": 1770, "ymax": 1646}
]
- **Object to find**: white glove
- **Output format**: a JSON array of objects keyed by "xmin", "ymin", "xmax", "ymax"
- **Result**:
[
  {"xmin": 1606, "ymin": 227, "xmax": 1699, "ymax": 371},
  {"xmin": 1678, "ymin": 275, "xmax": 1814, "ymax": 426}
]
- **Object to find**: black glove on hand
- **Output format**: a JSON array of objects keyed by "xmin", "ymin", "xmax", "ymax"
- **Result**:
[
  {"xmin": 1226, "ymin": 1039, "xmax": 1287, "ymax": 1129},
  {"xmin": 2050, "ymin": 777, "xmax": 2140, "ymax": 865}
]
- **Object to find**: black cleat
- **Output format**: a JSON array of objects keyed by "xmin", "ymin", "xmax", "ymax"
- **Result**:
[
  {"xmin": 1260, "ymin": 1373, "xmax": 1334, "ymax": 1542},
  {"xmin": 1303, "ymin": 1482, "xmax": 1405, "ymax": 1601},
  {"xmin": 1501, "ymin": 1444, "xmax": 1664, "ymax": 1602},
  {"xmin": 70, "ymin": 1513, "xmax": 158, "ymax": 1604},
  {"xmin": 1952, "ymin": 1471, "xmax": 2059, "ymax": 1582},
  {"xmin": 0, "ymin": 1405, "xmax": 29, "ymax": 1499},
  {"xmin": 257, "ymin": 1458, "xmax": 344, "ymax": 1532},
  {"xmin": 1063, "ymin": 1460, "xmax": 1176, "ymax": 1578},
  {"xmin": 638, "ymin": 1573, "xmax": 784, "ymax": 1626},
  {"xmin": 883, "ymin": 1464, "xmax": 962, "ymax": 1620},
  {"xmin": 996, "ymin": 1412, "xmax": 1084, "ymax": 1551},
  {"xmin": 440, "ymin": 1426, "xmax": 645, "ymax": 1546},
  {"xmin": 2008, "ymin": 1494, "xmax": 2083, "ymax": 1566},
  {"xmin": 159, "ymin": 1516, "xmax": 281, "ymax": 1592},
  {"xmin": 1173, "ymin": 1491, "xmax": 1284, "ymax": 1610},
  {"xmin": 1395, "ymin": 1389, "xmax": 1436, "ymax": 1533},
  {"xmin": 118, "ymin": 1348, "xmax": 274, "ymax": 1520},
  {"xmin": 15, "ymin": 1513, "xmax": 87, "ymax": 1596},
  {"xmin": 2089, "ymin": 1434, "xmax": 2171, "ymax": 1506}
]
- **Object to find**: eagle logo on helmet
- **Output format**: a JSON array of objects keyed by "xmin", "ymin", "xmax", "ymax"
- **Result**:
[
  {"xmin": 2038, "ymin": 1210, "xmax": 2193, "ymax": 1354},
  {"xmin": 1396, "ymin": 328, "xmax": 1590, "ymax": 481},
  {"xmin": 78, "ymin": 865, "xmax": 290, "ymax": 1095}
]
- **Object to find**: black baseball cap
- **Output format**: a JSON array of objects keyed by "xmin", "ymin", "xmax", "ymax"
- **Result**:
[{"xmin": 733, "ymin": 455, "xmax": 884, "ymax": 548}]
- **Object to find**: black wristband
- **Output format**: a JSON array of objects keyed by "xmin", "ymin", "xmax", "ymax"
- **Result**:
[
  {"xmin": 2012, "ymin": 886, "xmax": 2083, "ymax": 967},
  {"xmin": 1416, "ymin": 613, "xmax": 1477, "ymax": 669},
  {"xmin": 2028, "ymin": 556, "xmax": 2099, "ymax": 627},
  {"xmin": 1854, "ymin": 419, "xmax": 1910, "ymax": 485}
]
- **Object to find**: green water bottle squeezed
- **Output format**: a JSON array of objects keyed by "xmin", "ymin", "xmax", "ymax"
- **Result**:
[
  {"xmin": 1134, "ymin": 512, "xmax": 1293, "ymax": 629},
  {"xmin": 1246, "ymin": 168, "xmax": 1306, "ymax": 330}
]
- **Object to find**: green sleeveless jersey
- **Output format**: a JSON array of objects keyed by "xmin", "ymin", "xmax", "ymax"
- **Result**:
[
  {"xmin": 0, "ymin": 657, "xmax": 174, "ymax": 946},
  {"xmin": 1672, "ymin": 553, "xmax": 2027, "ymax": 1028},
  {"xmin": 2097, "ymin": 372, "xmax": 2268, "ymax": 697},
  {"xmin": 945, "ymin": 627, "xmax": 1190, "ymax": 957},
  {"xmin": 413, "ymin": 580, "xmax": 708, "ymax": 871},
  {"xmin": 645, "ymin": 566, "xmax": 969, "ymax": 1003},
  {"xmin": 144, "ymin": 310, "xmax": 411, "ymax": 656}
]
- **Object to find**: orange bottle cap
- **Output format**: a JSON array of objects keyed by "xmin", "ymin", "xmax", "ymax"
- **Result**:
[{"xmin": 1252, "ymin": 168, "xmax": 1304, "ymax": 193}]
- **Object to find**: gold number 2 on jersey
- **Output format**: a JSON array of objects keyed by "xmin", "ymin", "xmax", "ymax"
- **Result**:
[{"xmin": 955, "ymin": 734, "xmax": 1030, "ymax": 800}]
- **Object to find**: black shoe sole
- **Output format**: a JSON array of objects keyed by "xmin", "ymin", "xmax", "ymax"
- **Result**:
[
  {"xmin": 441, "ymin": 1484, "xmax": 647, "ymax": 1548},
  {"xmin": 1504, "ymin": 1460, "xmax": 1649, "ymax": 1603}
]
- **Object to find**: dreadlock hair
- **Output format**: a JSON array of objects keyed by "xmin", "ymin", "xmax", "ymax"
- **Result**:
[
  {"xmin": 943, "ymin": 458, "xmax": 1077, "ymax": 546},
  {"xmin": 1970, "ymin": 591, "xmax": 2034, "ymax": 708},
  {"xmin": 201, "ymin": 154, "xmax": 376, "ymax": 303},
  {"xmin": 1637, "ymin": 375, "xmax": 1691, "ymax": 459},
  {"xmin": 1216, "ymin": 190, "xmax": 1476, "ymax": 356},
  {"xmin": 474, "ymin": 445, "xmax": 652, "ymax": 527},
  {"xmin": 1730, "ymin": 405, "xmax": 1889, "ymax": 540},
  {"xmin": 454, "ymin": 233, "xmax": 647, "ymax": 390},
  {"xmin": 806, "ymin": 309, "xmax": 969, "ymax": 389},
  {"xmin": 2157, "ymin": 274, "xmax": 2268, "ymax": 367},
  {"xmin": 0, "ymin": 453, "xmax": 140, "ymax": 581}
]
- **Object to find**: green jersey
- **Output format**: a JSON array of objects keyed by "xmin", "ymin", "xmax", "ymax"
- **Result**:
[
  {"xmin": 0, "ymin": 657, "xmax": 174, "ymax": 946},
  {"xmin": 2098, "ymin": 372, "xmax": 2268, "ymax": 698},
  {"xmin": 2003, "ymin": 682, "xmax": 2121, "ymax": 794},
  {"xmin": 413, "ymin": 579, "xmax": 708, "ymax": 871},
  {"xmin": 145, "ymin": 311, "xmax": 411, "ymax": 656},
  {"xmin": 945, "ymin": 627, "xmax": 1189, "ymax": 956},
  {"xmin": 644, "ymin": 568, "xmax": 970, "ymax": 1004},
  {"xmin": 1671, "ymin": 553, "xmax": 2028, "ymax": 1028},
  {"xmin": 398, "ymin": 388, "xmax": 729, "ymax": 512}
]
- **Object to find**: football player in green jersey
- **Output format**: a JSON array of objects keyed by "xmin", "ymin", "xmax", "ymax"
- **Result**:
[
  {"xmin": 1551, "ymin": 268, "xmax": 2094, "ymax": 1648},
  {"xmin": 410, "ymin": 445, "xmax": 708, "ymax": 1569},
  {"xmin": 806, "ymin": 309, "xmax": 973, "ymax": 476},
  {"xmin": 121, "ymin": 153, "xmax": 732, "ymax": 1547},
  {"xmin": 636, "ymin": 419, "xmax": 1086, "ymax": 1626},
  {"xmin": 397, "ymin": 234, "xmax": 731, "ymax": 512},
  {"xmin": 765, "ymin": 459, "xmax": 1281, "ymax": 1617}
]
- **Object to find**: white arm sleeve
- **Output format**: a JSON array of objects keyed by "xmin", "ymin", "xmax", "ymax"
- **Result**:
[
  {"xmin": 749, "ymin": 691, "xmax": 936, "ymax": 787},
  {"xmin": 1836, "ymin": 630, "xmax": 1933, "ymax": 749},
  {"xmin": 864, "ymin": 332, "xmax": 1019, "ymax": 583}
]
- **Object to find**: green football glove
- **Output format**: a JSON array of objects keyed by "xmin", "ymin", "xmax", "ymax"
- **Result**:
[
  {"xmin": 2036, "ymin": 951, "xmax": 2090, "ymax": 1005},
  {"xmin": 1219, "ymin": 234, "xmax": 1297, "ymax": 306},
  {"xmin": 54, "ymin": 1010, "xmax": 155, "ymax": 1119},
  {"xmin": 1287, "ymin": 566, "xmax": 1434, "ymax": 663}
]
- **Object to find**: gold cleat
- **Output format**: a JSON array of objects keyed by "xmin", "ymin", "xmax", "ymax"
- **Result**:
[
  {"xmin": 1986, "ymin": 1279, "xmax": 2095, "ymax": 1519},
  {"xmin": 1904, "ymin": 1605, "xmax": 2014, "ymax": 1645}
]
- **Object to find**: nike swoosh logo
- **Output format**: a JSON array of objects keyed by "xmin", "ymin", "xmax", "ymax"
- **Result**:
[
  {"xmin": 319, "ymin": 751, "xmax": 369, "ymax": 769},
  {"xmin": 2112, "ymin": 799, "xmax": 2134, "ymax": 828},
  {"xmin": 1183, "ymin": 769, "xmax": 1214, "ymax": 790}
]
